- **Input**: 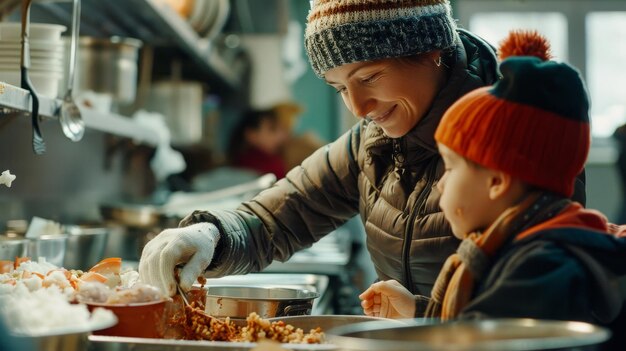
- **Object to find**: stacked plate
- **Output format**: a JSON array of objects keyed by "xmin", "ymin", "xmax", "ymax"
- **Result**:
[
  {"xmin": 187, "ymin": 0, "xmax": 230, "ymax": 40},
  {"xmin": 0, "ymin": 22, "xmax": 66, "ymax": 98}
]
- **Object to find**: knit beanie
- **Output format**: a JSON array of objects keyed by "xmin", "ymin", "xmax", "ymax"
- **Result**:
[
  {"xmin": 434, "ymin": 31, "xmax": 590, "ymax": 197},
  {"xmin": 304, "ymin": 0, "xmax": 458, "ymax": 78}
]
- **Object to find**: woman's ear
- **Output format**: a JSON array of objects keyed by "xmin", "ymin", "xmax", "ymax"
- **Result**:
[{"xmin": 487, "ymin": 170, "xmax": 513, "ymax": 200}]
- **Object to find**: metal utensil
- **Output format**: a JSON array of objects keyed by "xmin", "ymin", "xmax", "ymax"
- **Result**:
[
  {"xmin": 59, "ymin": 0, "xmax": 85, "ymax": 142},
  {"xmin": 20, "ymin": 0, "xmax": 45, "ymax": 155}
]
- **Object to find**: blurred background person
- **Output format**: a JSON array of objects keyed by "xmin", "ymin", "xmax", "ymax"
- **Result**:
[{"xmin": 228, "ymin": 107, "xmax": 290, "ymax": 179}]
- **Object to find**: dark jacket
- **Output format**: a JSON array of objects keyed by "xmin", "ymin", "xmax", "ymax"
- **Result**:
[
  {"xmin": 180, "ymin": 30, "xmax": 583, "ymax": 299},
  {"xmin": 181, "ymin": 29, "xmax": 499, "ymax": 297},
  {"xmin": 462, "ymin": 207, "xmax": 626, "ymax": 349}
]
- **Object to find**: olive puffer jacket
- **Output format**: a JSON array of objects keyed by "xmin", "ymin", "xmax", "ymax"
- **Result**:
[{"xmin": 180, "ymin": 30, "xmax": 584, "ymax": 302}]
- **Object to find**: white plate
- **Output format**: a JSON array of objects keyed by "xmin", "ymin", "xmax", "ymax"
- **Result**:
[
  {"xmin": 0, "ymin": 22, "xmax": 67, "ymax": 41},
  {"xmin": 203, "ymin": 0, "xmax": 230, "ymax": 39},
  {"xmin": 187, "ymin": 0, "xmax": 206, "ymax": 31},
  {"xmin": 197, "ymin": 0, "xmax": 218, "ymax": 35},
  {"xmin": 0, "ymin": 40, "xmax": 65, "ymax": 51},
  {"xmin": 0, "ymin": 49, "xmax": 64, "ymax": 58}
]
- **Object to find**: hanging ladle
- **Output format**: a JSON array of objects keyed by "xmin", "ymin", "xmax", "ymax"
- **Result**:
[
  {"xmin": 59, "ymin": 0, "xmax": 84, "ymax": 142},
  {"xmin": 20, "ymin": 0, "xmax": 45, "ymax": 154}
]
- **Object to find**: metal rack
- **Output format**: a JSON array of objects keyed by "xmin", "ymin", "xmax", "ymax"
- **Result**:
[
  {"xmin": 0, "ymin": 82, "xmax": 160, "ymax": 145},
  {"xmin": 0, "ymin": 0, "xmax": 244, "ymax": 147}
]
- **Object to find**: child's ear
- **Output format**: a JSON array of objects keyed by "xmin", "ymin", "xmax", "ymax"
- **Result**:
[{"xmin": 487, "ymin": 170, "xmax": 513, "ymax": 200}]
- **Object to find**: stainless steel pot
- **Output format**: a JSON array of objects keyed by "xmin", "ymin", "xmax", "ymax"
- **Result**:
[
  {"xmin": 328, "ymin": 318, "xmax": 611, "ymax": 351},
  {"xmin": 204, "ymin": 286, "xmax": 320, "ymax": 319},
  {"xmin": 0, "ymin": 235, "xmax": 28, "ymax": 261},
  {"xmin": 29, "ymin": 235, "xmax": 69, "ymax": 267},
  {"xmin": 63, "ymin": 225, "xmax": 109, "ymax": 271},
  {"xmin": 62, "ymin": 36, "xmax": 142, "ymax": 104}
]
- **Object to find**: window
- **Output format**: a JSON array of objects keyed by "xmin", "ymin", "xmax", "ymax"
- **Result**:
[
  {"xmin": 470, "ymin": 12, "xmax": 568, "ymax": 61},
  {"xmin": 586, "ymin": 12, "xmax": 626, "ymax": 137},
  {"xmin": 457, "ymin": 0, "xmax": 626, "ymax": 138}
]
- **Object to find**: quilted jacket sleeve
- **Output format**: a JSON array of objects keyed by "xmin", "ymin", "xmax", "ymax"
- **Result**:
[{"xmin": 179, "ymin": 124, "xmax": 363, "ymax": 277}]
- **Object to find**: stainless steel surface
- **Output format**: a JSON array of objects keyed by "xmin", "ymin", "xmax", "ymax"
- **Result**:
[
  {"xmin": 67, "ymin": 36, "xmax": 142, "ymax": 104},
  {"xmin": 101, "ymin": 225, "xmax": 157, "ymax": 262},
  {"xmin": 15, "ymin": 332, "xmax": 89, "ymax": 351},
  {"xmin": 88, "ymin": 335, "xmax": 335, "ymax": 351},
  {"xmin": 204, "ymin": 273, "xmax": 331, "ymax": 315},
  {"xmin": 99, "ymin": 203, "xmax": 164, "ymax": 228},
  {"xmin": 0, "ymin": 235, "xmax": 28, "ymax": 260},
  {"xmin": 29, "ymin": 234, "xmax": 68, "ymax": 267},
  {"xmin": 58, "ymin": 0, "xmax": 84, "ymax": 142},
  {"xmin": 205, "ymin": 286, "xmax": 320, "ymax": 319},
  {"xmin": 62, "ymin": 225, "xmax": 108, "ymax": 270},
  {"xmin": 0, "ymin": 82, "xmax": 159, "ymax": 146},
  {"xmin": 328, "ymin": 319, "xmax": 611, "ymax": 351},
  {"xmin": 266, "ymin": 315, "xmax": 390, "ymax": 333}
]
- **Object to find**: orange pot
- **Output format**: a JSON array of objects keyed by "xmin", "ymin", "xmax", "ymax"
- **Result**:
[{"xmin": 86, "ymin": 300, "xmax": 167, "ymax": 338}]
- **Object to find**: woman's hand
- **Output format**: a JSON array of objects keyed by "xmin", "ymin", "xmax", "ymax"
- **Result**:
[
  {"xmin": 138, "ymin": 222, "xmax": 220, "ymax": 296},
  {"xmin": 359, "ymin": 280, "xmax": 416, "ymax": 319}
]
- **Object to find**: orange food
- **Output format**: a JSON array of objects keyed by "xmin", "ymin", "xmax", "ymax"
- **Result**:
[
  {"xmin": 89, "ymin": 257, "xmax": 122, "ymax": 275},
  {"xmin": 80, "ymin": 271, "xmax": 109, "ymax": 284},
  {"xmin": 14, "ymin": 256, "xmax": 30, "ymax": 269},
  {"xmin": 0, "ymin": 260, "xmax": 13, "ymax": 273}
]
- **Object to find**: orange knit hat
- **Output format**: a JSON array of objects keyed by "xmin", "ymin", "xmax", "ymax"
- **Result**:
[{"xmin": 435, "ymin": 31, "xmax": 590, "ymax": 197}]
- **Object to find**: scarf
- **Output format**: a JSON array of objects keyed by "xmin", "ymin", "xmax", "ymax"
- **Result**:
[{"xmin": 424, "ymin": 192, "xmax": 571, "ymax": 320}]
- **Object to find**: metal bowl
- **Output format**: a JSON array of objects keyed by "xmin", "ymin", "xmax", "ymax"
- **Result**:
[
  {"xmin": 205, "ymin": 286, "xmax": 320, "ymax": 319},
  {"xmin": 63, "ymin": 225, "xmax": 109, "ymax": 271},
  {"xmin": 0, "ymin": 235, "xmax": 28, "ymax": 261},
  {"xmin": 328, "ymin": 318, "xmax": 611, "ymax": 351},
  {"xmin": 28, "ymin": 235, "xmax": 69, "ymax": 267}
]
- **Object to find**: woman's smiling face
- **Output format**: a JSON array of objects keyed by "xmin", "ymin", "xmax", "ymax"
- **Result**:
[{"xmin": 324, "ymin": 53, "xmax": 445, "ymax": 138}]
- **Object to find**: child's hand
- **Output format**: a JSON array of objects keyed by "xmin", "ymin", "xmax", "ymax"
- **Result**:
[{"xmin": 359, "ymin": 280, "xmax": 416, "ymax": 318}]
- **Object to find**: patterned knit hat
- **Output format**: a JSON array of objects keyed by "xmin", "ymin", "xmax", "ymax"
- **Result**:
[
  {"xmin": 435, "ymin": 31, "xmax": 590, "ymax": 197},
  {"xmin": 305, "ymin": 0, "xmax": 458, "ymax": 78}
]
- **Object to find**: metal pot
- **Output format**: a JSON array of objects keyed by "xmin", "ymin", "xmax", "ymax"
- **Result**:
[
  {"xmin": 328, "ymin": 318, "xmax": 611, "ymax": 351},
  {"xmin": 204, "ymin": 286, "xmax": 320, "ymax": 319},
  {"xmin": 62, "ymin": 225, "xmax": 109, "ymax": 271},
  {"xmin": 62, "ymin": 36, "xmax": 142, "ymax": 104},
  {"xmin": 28, "ymin": 235, "xmax": 69, "ymax": 268},
  {"xmin": 0, "ymin": 235, "xmax": 28, "ymax": 261}
]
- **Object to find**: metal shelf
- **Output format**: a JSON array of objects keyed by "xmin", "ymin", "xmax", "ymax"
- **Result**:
[
  {"xmin": 17, "ymin": 0, "xmax": 242, "ymax": 93},
  {"xmin": 0, "ymin": 82, "xmax": 159, "ymax": 146}
]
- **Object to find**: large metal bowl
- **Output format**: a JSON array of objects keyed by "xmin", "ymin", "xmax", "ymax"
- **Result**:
[
  {"xmin": 205, "ymin": 286, "xmax": 320, "ymax": 319},
  {"xmin": 63, "ymin": 225, "xmax": 109, "ymax": 271},
  {"xmin": 328, "ymin": 318, "xmax": 611, "ymax": 351},
  {"xmin": 0, "ymin": 235, "xmax": 28, "ymax": 260}
]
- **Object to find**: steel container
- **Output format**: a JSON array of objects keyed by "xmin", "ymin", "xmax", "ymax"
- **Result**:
[
  {"xmin": 205, "ymin": 286, "xmax": 320, "ymax": 319},
  {"xmin": 328, "ymin": 318, "xmax": 611, "ymax": 351},
  {"xmin": 0, "ymin": 235, "xmax": 28, "ymax": 260},
  {"xmin": 63, "ymin": 225, "xmax": 109, "ymax": 271}
]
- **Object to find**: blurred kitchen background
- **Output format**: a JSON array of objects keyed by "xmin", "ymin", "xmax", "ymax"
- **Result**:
[{"xmin": 0, "ymin": 0, "xmax": 625, "ymax": 314}]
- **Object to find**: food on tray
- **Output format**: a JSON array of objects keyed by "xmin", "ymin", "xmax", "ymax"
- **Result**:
[
  {"xmin": 170, "ymin": 301, "xmax": 325, "ymax": 344},
  {"xmin": 0, "ymin": 258, "xmax": 117, "ymax": 335},
  {"xmin": 77, "ymin": 282, "xmax": 165, "ymax": 305}
]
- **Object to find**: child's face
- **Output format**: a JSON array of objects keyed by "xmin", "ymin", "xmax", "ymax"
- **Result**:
[{"xmin": 437, "ymin": 144, "xmax": 497, "ymax": 239}]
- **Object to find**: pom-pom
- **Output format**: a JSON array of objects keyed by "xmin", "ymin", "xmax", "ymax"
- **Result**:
[{"xmin": 498, "ymin": 30, "xmax": 552, "ymax": 61}]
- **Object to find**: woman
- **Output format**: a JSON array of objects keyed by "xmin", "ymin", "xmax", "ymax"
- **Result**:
[{"xmin": 139, "ymin": 0, "xmax": 583, "ymax": 316}]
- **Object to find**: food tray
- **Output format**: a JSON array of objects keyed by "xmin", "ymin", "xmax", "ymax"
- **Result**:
[{"xmin": 88, "ymin": 335, "xmax": 336, "ymax": 351}]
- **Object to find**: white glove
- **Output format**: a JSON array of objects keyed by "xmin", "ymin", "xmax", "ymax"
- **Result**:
[
  {"xmin": 138, "ymin": 222, "xmax": 220, "ymax": 296},
  {"xmin": 359, "ymin": 280, "xmax": 416, "ymax": 319}
]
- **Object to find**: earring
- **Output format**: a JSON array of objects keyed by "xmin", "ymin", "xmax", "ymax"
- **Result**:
[{"xmin": 434, "ymin": 56, "xmax": 442, "ymax": 67}]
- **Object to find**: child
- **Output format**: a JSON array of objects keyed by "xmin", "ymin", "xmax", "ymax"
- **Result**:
[{"xmin": 359, "ymin": 31, "xmax": 626, "ymax": 347}]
